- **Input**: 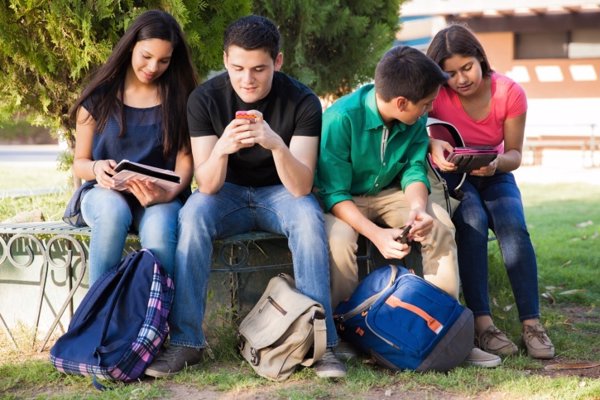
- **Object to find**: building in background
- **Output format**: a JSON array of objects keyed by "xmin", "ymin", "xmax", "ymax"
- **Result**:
[{"xmin": 397, "ymin": 0, "xmax": 600, "ymax": 165}]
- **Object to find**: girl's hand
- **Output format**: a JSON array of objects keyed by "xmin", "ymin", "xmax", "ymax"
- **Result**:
[
  {"xmin": 470, "ymin": 158, "xmax": 498, "ymax": 176},
  {"xmin": 94, "ymin": 159, "xmax": 117, "ymax": 188},
  {"xmin": 430, "ymin": 138, "xmax": 457, "ymax": 172},
  {"xmin": 124, "ymin": 179, "xmax": 169, "ymax": 207}
]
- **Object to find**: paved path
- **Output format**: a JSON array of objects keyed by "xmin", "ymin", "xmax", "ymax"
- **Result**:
[{"xmin": 0, "ymin": 144, "xmax": 61, "ymax": 162}]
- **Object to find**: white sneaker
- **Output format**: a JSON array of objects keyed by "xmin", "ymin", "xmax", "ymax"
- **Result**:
[{"xmin": 465, "ymin": 347, "xmax": 502, "ymax": 368}]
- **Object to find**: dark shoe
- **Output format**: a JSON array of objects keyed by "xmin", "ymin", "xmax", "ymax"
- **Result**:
[
  {"xmin": 476, "ymin": 325, "xmax": 518, "ymax": 356},
  {"xmin": 465, "ymin": 347, "xmax": 502, "ymax": 368},
  {"xmin": 522, "ymin": 323, "xmax": 555, "ymax": 359},
  {"xmin": 314, "ymin": 348, "xmax": 347, "ymax": 378},
  {"xmin": 145, "ymin": 345, "xmax": 204, "ymax": 378}
]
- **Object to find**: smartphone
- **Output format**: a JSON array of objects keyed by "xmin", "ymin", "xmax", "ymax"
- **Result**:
[
  {"xmin": 235, "ymin": 111, "xmax": 256, "ymax": 121},
  {"xmin": 397, "ymin": 225, "xmax": 412, "ymax": 244}
]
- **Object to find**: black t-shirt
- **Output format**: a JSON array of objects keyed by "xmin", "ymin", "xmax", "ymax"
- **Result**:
[{"xmin": 187, "ymin": 71, "xmax": 322, "ymax": 187}]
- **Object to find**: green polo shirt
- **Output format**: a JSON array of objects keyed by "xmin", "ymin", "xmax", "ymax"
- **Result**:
[{"xmin": 315, "ymin": 84, "xmax": 430, "ymax": 212}]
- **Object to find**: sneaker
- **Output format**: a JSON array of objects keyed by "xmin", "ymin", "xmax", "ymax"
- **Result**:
[
  {"xmin": 145, "ymin": 345, "xmax": 204, "ymax": 378},
  {"xmin": 313, "ymin": 348, "xmax": 347, "ymax": 378},
  {"xmin": 522, "ymin": 323, "xmax": 555, "ymax": 359},
  {"xmin": 476, "ymin": 325, "xmax": 518, "ymax": 356},
  {"xmin": 465, "ymin": 347, "xmax": 502, "ymax": 368},
  {"xmin": 335, "ymin": 340, "xmax": 359, "ymax": 361}
]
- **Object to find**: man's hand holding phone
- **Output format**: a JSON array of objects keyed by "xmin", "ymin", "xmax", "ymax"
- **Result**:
[
  {"xmin": 235, "ymin": 111, "xmax": 257, "ymax": 122},
  {"xmin": 235, "ymin": 110, "xmax": 259, "ymax": 146}
]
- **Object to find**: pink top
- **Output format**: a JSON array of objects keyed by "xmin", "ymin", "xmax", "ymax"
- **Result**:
[{"xmin": 429, "ymin": 72, "xmax": 527, "ymax": 153}]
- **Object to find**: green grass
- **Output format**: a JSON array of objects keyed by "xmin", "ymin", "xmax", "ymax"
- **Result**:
[
  {"xmin": 0, "ymin": 163, "xmax": 72, "ymax": 222},
  {"xmin": 1, "ymin": 168, "xmax": 600, "ymax": 399},
  {"xmin": 0, "ymin": 163, "xmax": 70, "ymax": 194}
]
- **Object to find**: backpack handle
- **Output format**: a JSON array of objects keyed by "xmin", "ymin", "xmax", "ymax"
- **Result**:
[{"xmin": 426, "ymin": 117, "xmax": 467, "ymax": 193}]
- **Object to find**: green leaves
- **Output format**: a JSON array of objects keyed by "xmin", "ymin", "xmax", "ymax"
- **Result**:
[
  {"xmin": 254, "ymin": 0, "xmax": 404, "ymax": 100},
  {"xmin": 0, "ymin": 0, "xmax": 249, "ymax": 145}
]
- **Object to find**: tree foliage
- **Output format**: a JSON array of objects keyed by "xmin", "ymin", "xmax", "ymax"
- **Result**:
[
  {"xmin": 0, "ymin": 0, "xmax": 250, "ymax": 148},
  {"xmin": 253, "ymin": 0, "xmax": 403, "ymax": 101}
]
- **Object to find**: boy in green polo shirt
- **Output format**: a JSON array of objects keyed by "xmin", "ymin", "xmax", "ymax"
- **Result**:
[{"xmin": 315, "ymin": 46, "xmax": 500, "ymax": 368}]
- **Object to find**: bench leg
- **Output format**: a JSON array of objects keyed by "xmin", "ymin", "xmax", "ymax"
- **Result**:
[{"xmin": 37, "ymin": 235, "xmax": 88, "ymax": 352}]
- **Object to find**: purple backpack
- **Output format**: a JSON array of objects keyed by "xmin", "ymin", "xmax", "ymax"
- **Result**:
[{"xmin": 50, "ymin": 249, "xmax": 174, "ymax": 389}]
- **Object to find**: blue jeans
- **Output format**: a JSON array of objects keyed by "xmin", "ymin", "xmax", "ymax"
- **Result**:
[
  {"xmin": 169, "ymin": 183, "xmax": 338, "ymax": 349},
  {"xmin": 443, "ymin": 172, "xmax": 540, "ymax": 321},
  {"xmin": 81, "ymin": 187, "xmax": 181, "ymax": 284}
]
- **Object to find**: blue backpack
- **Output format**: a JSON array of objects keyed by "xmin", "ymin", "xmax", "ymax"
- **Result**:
[
  {"xmin": 50, "ymin": 249, "xmax": 174, "ymax": 388},
  {"xmin": 334, "ymin": 265, "xmax": 473, "ymax": 372}
]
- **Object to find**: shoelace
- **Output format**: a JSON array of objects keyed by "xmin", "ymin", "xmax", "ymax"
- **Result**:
[
  {"xmin": 524, "ymin": 325, "xmax": 550, "ymax": 345},
  {"xmin": 480, "ymin": 326, "xmax": 509, "ymax": 346}
]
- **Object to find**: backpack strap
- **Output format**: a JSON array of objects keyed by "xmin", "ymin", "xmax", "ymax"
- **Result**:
[
  {"xmin": 92, "ymin": 250, "xmax": 155, "ymax": 391},
  {"xmin": 300, "ymin": 310, "xmax": 327, "ymax": 367}
]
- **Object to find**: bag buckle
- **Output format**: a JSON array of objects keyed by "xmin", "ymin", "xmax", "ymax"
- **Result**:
[
  {"xmin": 250, "ymin": 347, "xmax": 260, "ymax": 366},
  {"xmin": 310, "ymin": 310, "xmax": 325, "ymax": 324}
]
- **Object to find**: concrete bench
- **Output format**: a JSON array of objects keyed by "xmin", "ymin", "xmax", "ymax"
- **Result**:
[
  {"xmin": 523, "ymin": 135, "xmax": 599, "ymax": 165},
  {"xmin": 0, "ymin": 221, "xmax": 295, "ymax": 351}
]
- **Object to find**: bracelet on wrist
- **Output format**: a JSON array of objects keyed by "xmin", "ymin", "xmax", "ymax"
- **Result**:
[{"xmin": 92, "ymin": 160, "xmax": 99, "ymax": 177}]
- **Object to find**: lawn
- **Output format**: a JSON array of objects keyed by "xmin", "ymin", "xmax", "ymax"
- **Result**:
[{"xmin": 1, "ymin": 168, "xmax": 599, "ymax": 399}]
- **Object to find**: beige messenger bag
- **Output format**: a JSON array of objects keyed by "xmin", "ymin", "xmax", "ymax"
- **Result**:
[{"xmin": 238, "ymin": 273, "xmax": 327, "ymax": 381}]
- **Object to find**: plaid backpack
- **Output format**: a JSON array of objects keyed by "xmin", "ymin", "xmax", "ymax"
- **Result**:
[{"xmin": 50, "ymin": 249, "xmax": 174, "ymax": 389}]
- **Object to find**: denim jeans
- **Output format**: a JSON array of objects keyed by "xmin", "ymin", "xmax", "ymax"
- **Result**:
[
  {"xmin": 81, "ymin": 187, "xmax": 181, "ymax": 284},
  {"xmin": 169, "ymin": 182, "xmax": 338, "ymax": 349},
  {"xmin": 443, "ymin": 172, "xmax": 540, "ymax": 321}
]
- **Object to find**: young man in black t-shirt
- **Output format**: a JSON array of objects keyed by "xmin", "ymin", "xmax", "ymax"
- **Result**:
[{"xmin": 145, "ymin": 15, "xmax": 346, "ymax": 379}]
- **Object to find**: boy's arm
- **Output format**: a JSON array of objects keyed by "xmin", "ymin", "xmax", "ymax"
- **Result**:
[
  {"xmin": 272, "ymin": 135, "xmax": 318, "ymax": 197},
  {"xmin": 331, "ymin": 200, "xmax": 411, "ymax": 260},
  {"xmin": 191, "ymin": 135, "xmax": 225, "ymax": 194},
  {"xmin": 192, "ymin": 115, "xmax": 258, "ymax": 194},
  {"xmin": 402, "ymin": 181, "xmax": 434, "ymax": 241},
  {"xmin": 318, "ymin": 110, "xmax": 410, "ymax": 259}
]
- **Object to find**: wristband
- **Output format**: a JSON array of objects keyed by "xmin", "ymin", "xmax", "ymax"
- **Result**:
[{"xmin": 92, "ymin": 160, "xmax": 99, "ymax": 177}]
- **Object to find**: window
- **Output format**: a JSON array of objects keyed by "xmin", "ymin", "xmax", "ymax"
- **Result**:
[
  {"xmin": 569, "ymin": 29, "xmax": 600, "ymax": 58},
  {"xmin": 515, "ymin": 29, "xmax": 600, "ymax": 59},
  {"xmin": 515, "ymin": 32, "xmax": 567, "ymax": 59}
]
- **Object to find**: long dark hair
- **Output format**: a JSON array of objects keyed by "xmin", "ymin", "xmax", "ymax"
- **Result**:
[
  {"xmin": 426, "ymin": 24, "xmax": 493, "ymax": 78},
  {"xmin": 70, "ymin": 10, "xmax": 198, "ymax": 156}
]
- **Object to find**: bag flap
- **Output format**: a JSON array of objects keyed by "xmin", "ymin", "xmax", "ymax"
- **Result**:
[
  {"xmin": 335, "ymin": 265, "xmax": 402, "ymax": 320},
  {"xmin": 239, "ymin": 274, "xmax": 323, "ymax": 350}
]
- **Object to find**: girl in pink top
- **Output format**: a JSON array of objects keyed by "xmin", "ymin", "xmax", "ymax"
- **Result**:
[{"xmin": 427, "ymin": 24, "xmax": 554, "ymax": 360}]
